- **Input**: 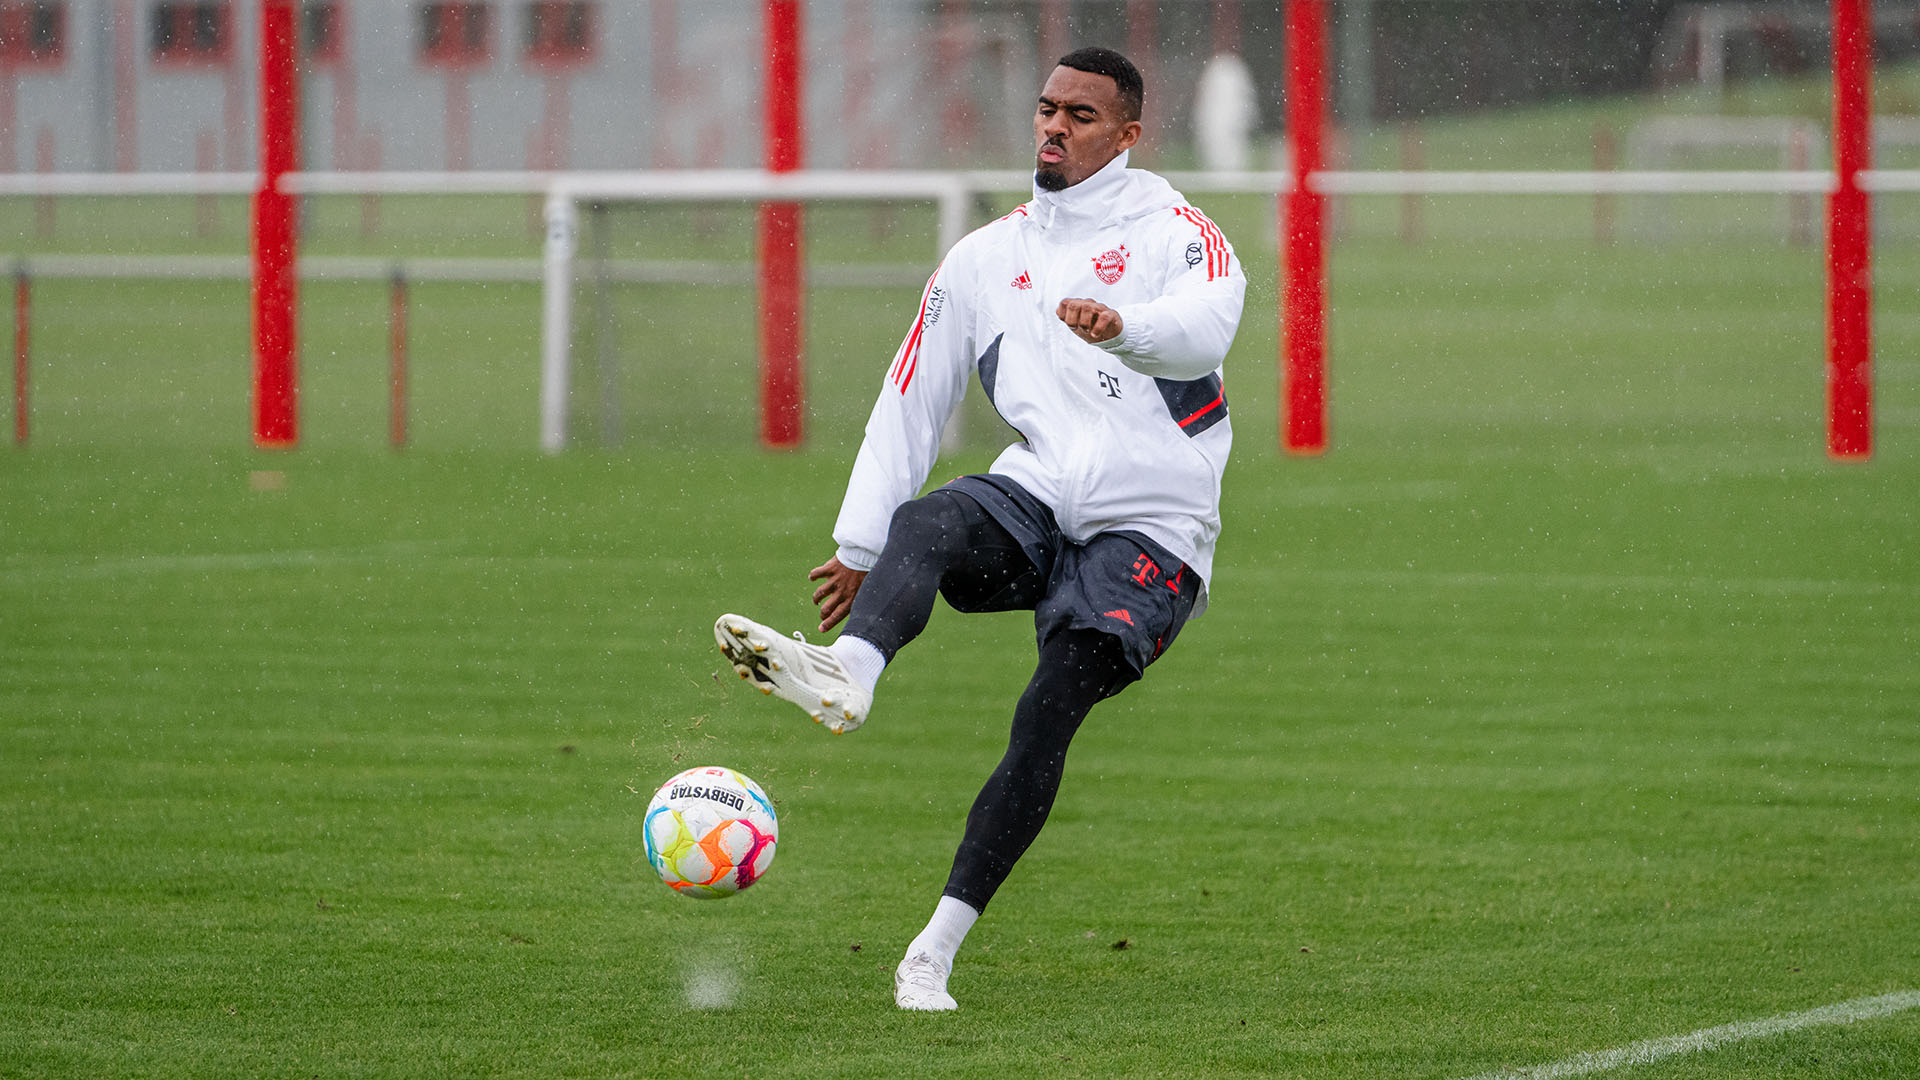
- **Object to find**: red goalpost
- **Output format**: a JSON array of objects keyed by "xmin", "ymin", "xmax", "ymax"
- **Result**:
[
  {"xmin": 760, "ymin": 0, "xmax": 806, "ymax": 449},
  {"xmin": 1277, "ymin": 0, "xmax": 1876, "ymax": 459},
  {"xmin": 1827, "ymin": 0, "xmax": 1873, "ymax": 459},
  {"xmin": 253, "ymin": 0, "xmax": 298, "ymax": 448},
  {"xmin": 234, "ymin": 1, "xmax": 1878, "ymax": 457},
  {"xmin": 1281, "ymin": 0, "xmax": 1328, "ymax": 455}
]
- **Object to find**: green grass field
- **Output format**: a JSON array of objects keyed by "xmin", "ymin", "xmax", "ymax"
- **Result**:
[{"xmin": 5, "ymin": 78, "xmax": 1920, "ymax": 1076}]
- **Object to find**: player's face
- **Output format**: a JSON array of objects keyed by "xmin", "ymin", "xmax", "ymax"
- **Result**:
[{"xmin": 1033, "ymin": 66, "xmax": 1141, "ymax": 191}]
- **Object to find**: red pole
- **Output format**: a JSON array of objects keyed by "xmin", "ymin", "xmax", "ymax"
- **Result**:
[
  {"xmin": 759, "ymin": 0, "xmax": 804, "ymax": 448},
  {"xmin": 252, "ymin": 0, "xmax": 299, "ymax": 448},
  {"xmin": 1282, "ymin": 0, "xmax": 1329, "ymax": 454},
  {"xmin": 1827, "ymin": 0, "xmax": 1871, "ymax": 459},
  {"xmin": 389, "ymin": 268, "xmax": 409, "ymax": 450},
  {"xmin": 12, "ymin": 264, "xmax": 26, "ymax": 447}
]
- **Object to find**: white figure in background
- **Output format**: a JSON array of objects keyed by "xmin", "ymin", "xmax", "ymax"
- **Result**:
[{"xmin": 1193, "ymin": 53, "xmax": 1260, "ymax": 173}]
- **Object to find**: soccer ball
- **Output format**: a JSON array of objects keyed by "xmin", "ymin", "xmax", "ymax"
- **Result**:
[{"xmin": 644, "ymin": 766, "xmax": 778, "ymax": 899}]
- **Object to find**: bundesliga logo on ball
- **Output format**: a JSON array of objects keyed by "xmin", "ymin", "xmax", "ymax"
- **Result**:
[{"xmin": 644, "ymin": 766, "xmax": 778, "ymax": 899}]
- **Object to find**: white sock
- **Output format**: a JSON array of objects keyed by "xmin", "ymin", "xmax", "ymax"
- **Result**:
[
  {"xmin": 828, "ymin": 635, "xmax": 887, "ymax": 695},
  {"xmin": 905, "ymin": 895, "xmax": 980, "ymax": 970}
]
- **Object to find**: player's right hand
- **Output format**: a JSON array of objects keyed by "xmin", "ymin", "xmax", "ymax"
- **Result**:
[
  {"xmin": 809, "ymin": 556, "xmax": 868, "ymax": 634},
  {"xmin": 1056, "ymin": 297, "xmax": 1124, "ymax": 344}
]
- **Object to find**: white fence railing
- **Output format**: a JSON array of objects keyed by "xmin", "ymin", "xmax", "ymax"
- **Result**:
[{"xmin": 4, "ymin": 167, "xmax": 1917, "ymax": 452}]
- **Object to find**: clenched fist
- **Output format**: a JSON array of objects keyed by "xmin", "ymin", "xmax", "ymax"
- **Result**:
[{"xmin": 1056, "ymin": 298, "xmax": 1123, "ymax": 344}]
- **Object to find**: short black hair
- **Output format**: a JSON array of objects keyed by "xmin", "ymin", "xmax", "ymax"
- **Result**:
[{"xmin": 1055, "ymin": 47, "xmax": 1144, "ymax": 122}]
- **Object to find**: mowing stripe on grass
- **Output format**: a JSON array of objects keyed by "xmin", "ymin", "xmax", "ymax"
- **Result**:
[
  {"xmin": 1460, "ymin": 990, "xmax": 1920, "ymax": 1080},
  {"xmin": 0, "ymin": 542, "xmax": 467, "ymax": 578},
  {"xmin": 1252, "ymin": 566, "xmax": 1919, "ymax": 600},
  {"xmin": 0, "ymin": 549, "xmax": 726, "ymax": 581}
]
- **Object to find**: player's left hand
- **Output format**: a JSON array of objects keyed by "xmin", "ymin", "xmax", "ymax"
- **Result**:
[{"xmin": 1056, "ymin": 298, "xmax": 1123, "ymax": 344}]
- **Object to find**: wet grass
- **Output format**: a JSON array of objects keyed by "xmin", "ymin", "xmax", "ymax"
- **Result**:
[
  {"xmin": 2, "ymin": 419, "xmax": 1916, "ymax": 1078},
  {"xmin": 4, "ymin": 80, "xmax": 1920, "ymax": 1079}
]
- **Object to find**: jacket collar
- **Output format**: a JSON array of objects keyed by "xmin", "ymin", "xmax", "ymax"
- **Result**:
[{"xmin": 1030, "ymin": 150, "xmax": 1131, "ymax": 232}]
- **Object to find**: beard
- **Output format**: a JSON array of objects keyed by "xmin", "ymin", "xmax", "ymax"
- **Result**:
[{"xmin": 1035, "ymin": 140, "xmax": 1070, "ymax": 190}]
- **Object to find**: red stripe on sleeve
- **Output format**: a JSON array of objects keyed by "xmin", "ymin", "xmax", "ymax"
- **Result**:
[
  {"xmin": 1173, "ymin": 207, "xmax": 1228, "ymax": 281},
  {"xmin": 1199, "ymin": 211, "xmax": 1225, "ymax": 278},
  {"xmin": 891, "ymin": 263, "xmax": 944, "ymax": 392},
  {"xmin": 1201, "ymin": 210, "xmax": 1227, "ymax": 278},
  {"xmin": 897, "ymin": 340, "xmax": 923, "ymax": 393},
  {"xmin": 891, "ymin": 321, "xmax": 924, "ymax": 390}
]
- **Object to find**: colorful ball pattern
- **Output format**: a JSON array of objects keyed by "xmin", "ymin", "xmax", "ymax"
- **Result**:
[{"xmin": 644, "ymin": 766, "xmax": 778, "ymax": 898}]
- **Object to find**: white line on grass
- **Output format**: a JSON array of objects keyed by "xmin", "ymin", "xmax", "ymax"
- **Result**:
[{"xmin": 1460, "ymin": 990, "xmax": 1920, "ymax": 1080}]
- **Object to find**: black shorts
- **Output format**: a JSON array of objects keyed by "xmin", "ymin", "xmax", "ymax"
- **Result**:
[{"xmin": 941, "ymin": 474, "xmax": 1201, "ymax": 675}]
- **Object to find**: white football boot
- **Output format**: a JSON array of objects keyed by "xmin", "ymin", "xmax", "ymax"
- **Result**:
[
  {"xmin": 893, "ymin": 952, "xmax": 958, "ymax": 1012},
  {"xmin": 714, "ymin": 613, "xmax": 871, "ymax": 733}
]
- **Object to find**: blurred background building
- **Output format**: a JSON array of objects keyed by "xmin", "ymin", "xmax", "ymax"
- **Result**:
[{"xmin": 8, "ymin": 0, "xmax": 1919, "ymax": 176}]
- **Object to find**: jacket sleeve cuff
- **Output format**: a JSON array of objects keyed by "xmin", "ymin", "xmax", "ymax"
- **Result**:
[
  {"xmin": 835, "ymin": 544, "xmax": 881, "ymax": 573},
  {"xmin": 1091, "ymin": 307, "xmax": 1143, "ymax": 354}
]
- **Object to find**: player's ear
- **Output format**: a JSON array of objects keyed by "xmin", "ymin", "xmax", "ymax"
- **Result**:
[{"xmin": 1116, "ymin": 121, "xmax": 1141, "ymax": 152}]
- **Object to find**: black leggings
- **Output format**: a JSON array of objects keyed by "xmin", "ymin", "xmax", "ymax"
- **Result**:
[
  {"xmin": 842, "ymin": 489, "xmax": 1042, "ymax": 662},
  {"xmin": 941, "ymin": 627, "xmax": 1134, "ymax": 911},
  {"xmin": 842, "ymin": 491, "xmax": 1137, "ymax": 912}
]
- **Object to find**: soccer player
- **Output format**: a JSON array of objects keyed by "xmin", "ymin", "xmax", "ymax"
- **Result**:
[{"xmin": 716, "ymin": 47, "xmax": 1245, "ymax": 1011}]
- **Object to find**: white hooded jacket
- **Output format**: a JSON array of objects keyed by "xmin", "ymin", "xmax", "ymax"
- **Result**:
[{"xmin": 832, "ymin": 151, "xmax": 1247, "ymax": 612}]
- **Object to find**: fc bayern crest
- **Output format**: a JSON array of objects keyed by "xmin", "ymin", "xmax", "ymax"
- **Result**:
[{"xmin": 1091, "ymin": 245, "xmax": 1129, "ymax": 285}]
